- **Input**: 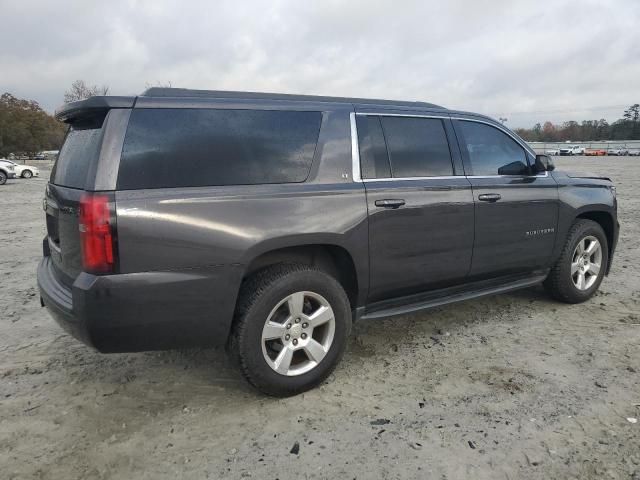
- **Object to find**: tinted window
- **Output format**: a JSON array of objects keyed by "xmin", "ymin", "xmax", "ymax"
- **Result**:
[
  {"xmin": 459, "ymin": 121, "xmax": 528, "ymax": 176},
  {"xmin": 118, "ymin": 109, "xmax": 322, "ymax": 190},
  {"xmin": 381, "ymin": 117, "xmax": 453, "ymax": 177},
  {"xmin": 52, "ymin": 124, "xmax": 104, "ymax": 189},
  {"xmin": 356, "ymin": 116, "xmax": 390, "ymax": 179}
]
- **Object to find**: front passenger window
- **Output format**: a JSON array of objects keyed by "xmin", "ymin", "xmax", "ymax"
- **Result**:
[{"xmin": 459, "ymin": 121, "xmax": 528, "ymax": 176}]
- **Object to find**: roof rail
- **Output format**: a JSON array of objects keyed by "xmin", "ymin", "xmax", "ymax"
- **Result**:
[{"xmin": 140, "ymin": 87, "xmax": 445, "ymax": 109}]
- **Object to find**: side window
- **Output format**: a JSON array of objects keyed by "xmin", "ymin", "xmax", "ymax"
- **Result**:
[
  {"xmin": 459, "ymin": 121, "xmax": 528, "ymax": 176},
  {"xmin": 356, "ymin": 116, "xmax": 391, "ymax": 179},
  {"xmin": 380, "ymin": 117, "xmax": 454, "ymax": 177},
  {"xmin": 118, "ymin": 109, "xmax": 322, "ymax": 190}
]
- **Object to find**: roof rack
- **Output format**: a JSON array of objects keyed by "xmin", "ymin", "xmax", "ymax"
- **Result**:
[{"xmin": 140, "ymin": 87, "xmax": 445, "ymax": 109}]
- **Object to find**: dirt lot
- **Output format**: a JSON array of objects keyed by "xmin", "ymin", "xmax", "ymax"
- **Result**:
[{"xmin": 1, "ymin": 157, "xmax": 638, "ymax": 479}]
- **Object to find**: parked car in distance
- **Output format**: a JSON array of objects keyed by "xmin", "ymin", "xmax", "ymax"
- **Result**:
[
  {"xmin": 0, "ymin": 159, "xmax": 18, "ymax": 185},
  {"xmin": 545, "ymin": 148, "xmax": 560, "ymax": 156},
  {"xmin": 38, "ymin": 88, "xmax": 620, "ymax": 396},
  {"xmin": 33, "ymin": 153, "xmax": 47, "ymax": 160},
  {"xmin": 5, "ymin": 160, "xmax": 39, "ymax": 178},
  {"xmin": 585, "ymin": 148, "xmax": 607, "ymax": 156},
  {"xmin": 628, "ymin": 148, "xmax": 640, "ymax": 156},
  {"xmin": 559, "ymin": 145, "xmax": 585, "ymax": 156},
  {"xmin": 607, "ymin": 146, "xmax": 629, "ymax": 156}
]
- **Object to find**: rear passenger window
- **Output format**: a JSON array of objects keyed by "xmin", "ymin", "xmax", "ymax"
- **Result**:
[
  {"xmin": 52, "ymin": 120, "xmax": 105, "ymax": 189},
  {"xmin": 459, "ymin": 121, "xmax": 528, "ymax": 176},
  {"xmin": 118, "ymin": 109, "xmax": 322, "ymax": 190},
  {"xmin": 356, "ymin": 116, "xmax": 391, "ymax": 179},
  {"xmin": 380, "ymin": 117, "xmax": 453, "ymax": 177}
]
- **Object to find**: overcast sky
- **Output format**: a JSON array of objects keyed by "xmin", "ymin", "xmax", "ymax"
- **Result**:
[{"xmin": 1, "ymin": 0, "xmax": 638, "ymax": 127}]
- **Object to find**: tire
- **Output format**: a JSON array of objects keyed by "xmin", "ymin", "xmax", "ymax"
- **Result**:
[
  {"xmin": 21, "ymin": 170, "xmax": 33, "ymax": 178},
  {"xmin": 231, "ymin": 263, "xmax": 351, "ymax": 397},
  {"xmin": 544, "ymin": 219, "xmax": 608, "ymax": 303},
  {"xmin": 0, "ymin": 171, "xmax": 6, "ymax": 185}
]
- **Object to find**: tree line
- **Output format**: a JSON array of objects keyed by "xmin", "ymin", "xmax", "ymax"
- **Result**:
[
  {"xmin": 0, "ymin": 93, "xmax": 66, "ymax": 158},
  {"xmin": 514, "ymin": 104, "xmax": 640, "ymax": 142},
  {"xmin": 1, "ymin": 81, "xmax": 111, "ymax": 158}
]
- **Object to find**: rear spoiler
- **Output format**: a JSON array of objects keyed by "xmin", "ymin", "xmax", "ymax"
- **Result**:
[{"xmin": 55, "ymin": 96, "xmax": 136, "ymax": 123}]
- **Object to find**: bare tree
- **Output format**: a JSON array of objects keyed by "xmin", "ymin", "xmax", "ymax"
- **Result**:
[
  {"xmin": 63, "ymin": 80, "xmax": 109, "ymax": 103},
  {"xmin": 499, "ymin": 117, "xmax": 508, "ymax": 125}
]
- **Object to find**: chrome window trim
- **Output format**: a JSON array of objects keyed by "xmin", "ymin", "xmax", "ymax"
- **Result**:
[
  {"xmin": 361, "ymin": 171, "xmax": 548, "ymax": 183},
  {"xmin": 363, "ymin": 175, "xmax": 461, "ymax": 183},
  {"xmin": 350, "ymin": 112, "xmax": 362, "ymax": 182},
  {"xmin": 466, "ymin": 171, "xmax": 549, "ymax": 179},
  {"xmin": 356, "ymin": 112, "xmax": 450, "ymax": 119},
  {"xmin": 350, "ymin": 112, "xmax": 547, "ymax": 182}
]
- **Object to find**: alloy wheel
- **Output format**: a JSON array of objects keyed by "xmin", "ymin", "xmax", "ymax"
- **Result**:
[
  {"xmin": 261, "ymin": 291, "xmax": 336, "ymax": 376},
  {"xmin": 571, "ymin": 235, "xmax": 602, "ymax": 290}
]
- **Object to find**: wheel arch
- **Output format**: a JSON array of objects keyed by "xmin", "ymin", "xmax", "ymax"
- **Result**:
[
  {"xmin": 575, "ymin": 210, "xmax": 615, "ymax": 273},
  {"xmin": 240, "ymin": 240, "xmax": 363, "ymax": 311}
]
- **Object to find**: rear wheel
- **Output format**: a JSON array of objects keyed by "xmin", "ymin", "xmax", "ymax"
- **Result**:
[
  {"xmin": 231, "ymin": 264, "xmax": 351, "ymax": 396},
  {"xmin": 0, "ymin": 171, "xmax": 7, "ymax": 185},
  {"xmin": 544, "ymin": 219, "xmax": 608, "ymax": 303},
  {"xmin": 21, "ymin": 170, "xmax": 33, "ymax": 178}
]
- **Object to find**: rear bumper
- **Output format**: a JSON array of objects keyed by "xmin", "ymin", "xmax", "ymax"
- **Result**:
[{"xmin": 37, "ymin": 257, "xmax": 243, "ymax": 352}]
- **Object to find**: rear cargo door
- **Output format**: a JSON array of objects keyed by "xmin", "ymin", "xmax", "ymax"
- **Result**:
[{"xmin": 45, "ymin": 120, "xmax": 105, "ymax": 286}]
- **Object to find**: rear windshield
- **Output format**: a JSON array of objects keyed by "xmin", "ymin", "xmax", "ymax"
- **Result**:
[
  {"xmin": 52, "ymin": 121, "xmax": 104, "ymax": 189},
  {"xmin": 117, "ymin": 108, "xmax": 322, "ymax": 190}
]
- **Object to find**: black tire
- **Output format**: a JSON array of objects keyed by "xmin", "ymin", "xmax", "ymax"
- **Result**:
[
  {"xmin": 21, "ymin": 170, "xmax": 33, "ymax": 178},
  {"xmin": 544, "ymin": 219, "xmax": 608, "ymax": 303},
  {"xmin": 231, "ymin": 263, "xmax": 351, "ymax": 397},
  {"xmin": 0, "ymin": 171, "xmax": 7, "ymax": 185}
]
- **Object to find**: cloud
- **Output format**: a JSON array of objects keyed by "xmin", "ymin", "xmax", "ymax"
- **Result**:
[{"xmin": 0, "ymin": 0, "xmax": 638, "ymax": 126}]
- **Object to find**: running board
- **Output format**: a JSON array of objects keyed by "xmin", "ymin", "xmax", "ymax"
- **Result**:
[{"xmin": 359, "ymin": 271, "xmax": 548, "ymax": 321}]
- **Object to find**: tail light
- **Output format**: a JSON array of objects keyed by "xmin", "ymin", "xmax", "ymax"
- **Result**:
[{"xmin": 79, "ymin": 193, "xmax": 117, "ymax": 273}]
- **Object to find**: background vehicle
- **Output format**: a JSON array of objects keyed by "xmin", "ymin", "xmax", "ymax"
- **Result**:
[
  {"xmin": 559, "ymin": 145, "xmax": 585, "ymax": 155},
  {"xmin": 585, "ymin": 148, "xmax": 607, "ymax": 156},
  {"xmin": 38, "ymin": 89, "xmax": 619, "ymax": 396},
  {"xmin": 607, "ymin": 146, "xmax": 629, "ymax": 156},
  {"xmin": 628, "ymin": 148, "xmax": 640, "ymax": 156},
  {"xmin": 0, "ymin": 159, "xmax": 17, "ymax": 185},
  {"xmin": 4, "ymin": 160, "xmax": 39, "ymax": 178},
  {"xmin": 545, "ymin": 148, "xmax": 560, "ymax": 155}
]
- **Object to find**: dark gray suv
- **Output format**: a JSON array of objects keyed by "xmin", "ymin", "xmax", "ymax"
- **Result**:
[{"xmin": 38, "ymin": 88, "xmax": 619, "ymax": 396}]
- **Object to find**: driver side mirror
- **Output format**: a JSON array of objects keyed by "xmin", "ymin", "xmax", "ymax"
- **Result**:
[{"xmin": 535, "ymin": 154, "xmax": 555, "ymax": 173}]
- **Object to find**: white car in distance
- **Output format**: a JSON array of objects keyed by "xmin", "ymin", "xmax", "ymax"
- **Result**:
[
  {"xmin": 3, "ymin": 160, "xmax": 39, "ymax": 178},
  {"xmin": 559, "ymin": 145, "xmax": 585, "ymax": 156}
]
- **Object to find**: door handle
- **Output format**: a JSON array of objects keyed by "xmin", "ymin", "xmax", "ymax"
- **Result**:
[
  {"xmin": 375, "ymin": 199, "xmax": 406, "ymax": 209},
  {"xmin": 478, "ymin": 193, "xmax": 501, "ymax": 202}
]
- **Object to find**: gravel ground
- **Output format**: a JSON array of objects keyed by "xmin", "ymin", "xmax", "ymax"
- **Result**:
[{"xmin": 1, "ymin": 157, "xmax": 639, "ymax": 480}]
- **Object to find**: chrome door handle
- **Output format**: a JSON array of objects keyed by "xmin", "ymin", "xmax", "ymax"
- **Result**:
[
  {"xmin": 478, "ymin": 193, "xmax": 501, "ymax": 202},
  {"xmin": 375, "ymin": 199, "xmax": 406, "ymax": 209}
]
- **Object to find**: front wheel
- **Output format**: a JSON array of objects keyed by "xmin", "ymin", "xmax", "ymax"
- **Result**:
[
  {"xmin": 21, "ymin": 170, "xmax": 33, "ymax": 178},
  {"xmin": 544, "ymin": 219, "xmax": 608, "ymax": 303},
  {"xmin": 231, "ymin": 264, "xmax": 351, "ymax": 396}
]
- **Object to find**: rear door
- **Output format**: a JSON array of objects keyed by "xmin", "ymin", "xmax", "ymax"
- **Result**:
[
  {"xmin": 45, "ymin": 117, "xmax": 106, "ymax": 286},
  {"xmin": 452, "ymin": 118, "xmax": 558, "ymax": 277},
  {"xmin": 357, "ymin": 113, "xmax": 475, "ymax": 303}
]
